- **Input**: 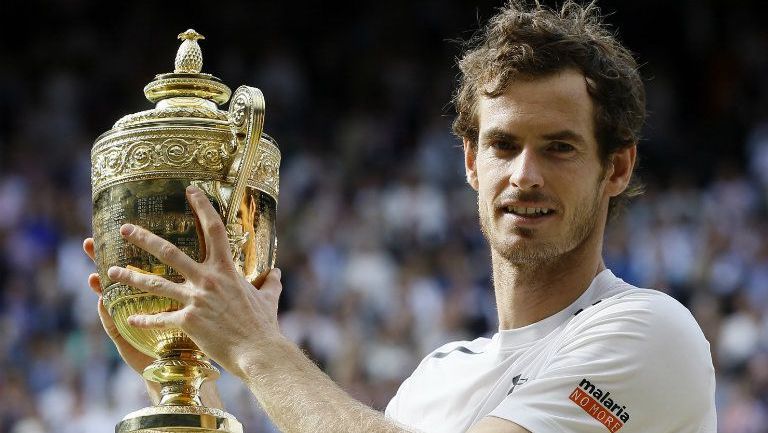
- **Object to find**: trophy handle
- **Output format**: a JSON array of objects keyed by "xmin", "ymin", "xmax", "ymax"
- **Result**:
[
  {"xmin": 226, "ymin": 86, "xmax": 265, "ymax": 225},
  {"xmin": 219, "ymin": 86, "xmax": 265, "ymax": 259}
]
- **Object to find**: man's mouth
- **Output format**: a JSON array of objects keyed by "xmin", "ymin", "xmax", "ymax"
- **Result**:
[{"xmin": 503, "ymin": 206, "xmax": 555, "ymax": 217}]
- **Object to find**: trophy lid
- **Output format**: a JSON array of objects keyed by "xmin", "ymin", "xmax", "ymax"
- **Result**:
[
  {"xmin": 142, "ymin": 29, "xmax": 231, "ymax": 105},
  {"xmin": 110, "ymin": 29, "xmax": 232, "ymax": 130}
]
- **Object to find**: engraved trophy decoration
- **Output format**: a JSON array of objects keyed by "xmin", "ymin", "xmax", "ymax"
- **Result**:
[{"xmin": 91, "ymin": 29, "xmax": 280, "ymax": 433}]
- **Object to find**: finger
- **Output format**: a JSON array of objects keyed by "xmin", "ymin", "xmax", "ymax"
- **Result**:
[
  {"xmin": 186, "ymin": 186, "xmax": 231, "ymax": 264},
  {"xmin": 97, "ymin": 296, "xmax": 122, "ymax": 341},
  {"xmin": 258, "ymin": 268, "xmax": 283, "ymax": 298},
  {"xmin": 108, "ymin": 266, "xmax": 190, "ymax": 303},
  {"xmin": 128, "ymin": 311, "xmax": 184, "ymax": 329},
  {"xmin": 83, "ymin": 238, "xmax": 96, "ymax": 262},
  {"xmin": 119, "ymin": 224, "xmax": 200, "ymax": 278},
  {"xmin": 89, "ymin": 273, "xmax": 103, "ymax": 295},
  {"xmin": 97, "ymin": 297, "xmax": 156, "ymax": 375},
  {"xmin": 194, "ymin": 209, "xmax": 207, "ymax": 262}
]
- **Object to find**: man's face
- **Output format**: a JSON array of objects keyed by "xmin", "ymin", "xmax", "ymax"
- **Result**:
[{"xmin": 464, "ymin": 69, "xmax": 633, "ymax": 264}]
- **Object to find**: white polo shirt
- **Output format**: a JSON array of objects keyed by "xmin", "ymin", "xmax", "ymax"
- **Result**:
[{"xmin": 385, "ymin": 270, "xmax": 716, "ymax": 433}]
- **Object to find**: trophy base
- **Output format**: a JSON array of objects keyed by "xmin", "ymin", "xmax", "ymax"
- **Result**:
[{"xmin": 116, "ymin": 405, "xmax": 243, "ymax": 433}]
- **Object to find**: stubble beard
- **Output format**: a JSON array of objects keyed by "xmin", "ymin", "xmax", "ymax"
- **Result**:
[{"xmin": 478, "ymin": 186, "xmax": 603, "ymax": 267}]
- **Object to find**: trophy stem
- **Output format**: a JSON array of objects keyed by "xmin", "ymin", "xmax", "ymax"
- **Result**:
[
  {"xmin": 142, "ymin": 349, "xmax": 220, "ymax": 407},
  {"xmin": 118, "ymin": 348, "xmax": 242, "ymax": 433}
]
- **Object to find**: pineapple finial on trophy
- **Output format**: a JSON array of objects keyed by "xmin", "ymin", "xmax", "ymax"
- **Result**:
[{"xmin": 175, "ymin": 29, "xmax": 205, "ymax": 73}]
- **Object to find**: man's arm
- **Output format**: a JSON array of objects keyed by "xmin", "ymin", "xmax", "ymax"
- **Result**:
[
  {"xmin": 239, "ymin": 333, "xmax": 532, "ymax": 433},
  {"xmin": 239, "ymin": 333, "xmax": 412, "ymax": 433},
  {"xmin": 468, "ymin": 418, "xmax": 531, "ymax": 433},
  {"xmin": 102, "ymin": 186, "xmax": 410, "ymax": 433},
  {"xmin": 106, "ymin": 186, "xmax": 528, "ymax": 433}
]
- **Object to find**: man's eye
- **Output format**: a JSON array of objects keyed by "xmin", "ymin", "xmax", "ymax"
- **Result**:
[
  {"xmin": 549, "ymin": 142, "xmax": 575, "ymax": 152},
  {"xmin": 490, "ymin": 141, "xmax": 515, "ymax": 151}
]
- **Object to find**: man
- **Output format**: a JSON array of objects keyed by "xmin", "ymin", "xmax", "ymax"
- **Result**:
[{"xmin": 84, "ymin": 1, "xmax": 716, "ymax": 432}]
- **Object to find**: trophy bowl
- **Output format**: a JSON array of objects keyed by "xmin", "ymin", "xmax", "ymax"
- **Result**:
[{"xmin": 90, "ymin": 30, "xmax": 280, "ymax": 433}]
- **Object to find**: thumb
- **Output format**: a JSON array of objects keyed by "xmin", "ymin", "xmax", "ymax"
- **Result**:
[
  {"xmin": 97, "ymin": 297, "xmax": 122, "ymax": 342},
  {"xmin": 259, "ymin": 268, "xmax": 282, "ymax": 295}
]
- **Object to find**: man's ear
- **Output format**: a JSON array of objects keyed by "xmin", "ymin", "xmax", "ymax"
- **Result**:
[
  {"xmin": 605, "ymin": 144, "xmax": 637, "ymax": 197},
  {"xmin": 464, "ymin": 138, "xmax": 479, "ymax": 191}
]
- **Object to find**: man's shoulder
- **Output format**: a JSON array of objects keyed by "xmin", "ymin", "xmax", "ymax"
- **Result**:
[
  {"xmin": 580, "ymin": 286, "xmax": 701, "ymax": 331},
  {"xmin": 565, "ymin": 285, "xmax": 712, "ymax": 364},
  {"xmin": 550, "ymin": 285, "xmax": 716, "ymax": 432},
  {"xmin": 385, "ymin": 335, "xmax": 497, "ymax": 421}
]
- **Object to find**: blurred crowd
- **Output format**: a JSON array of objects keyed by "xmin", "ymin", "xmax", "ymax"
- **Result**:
[{"xmin": 1, "ymin": 1, "xmax": 768, "ymax": 432}]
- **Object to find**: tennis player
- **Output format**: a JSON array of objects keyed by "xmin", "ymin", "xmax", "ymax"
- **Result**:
[{"xmin": 85, "ymin": 1, "xmax": 716, "ymax": 432}]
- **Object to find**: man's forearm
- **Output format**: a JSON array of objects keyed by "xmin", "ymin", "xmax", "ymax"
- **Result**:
[{"xmin": 238, "ymin": 336, "xmax": 416, "ymax": 433}]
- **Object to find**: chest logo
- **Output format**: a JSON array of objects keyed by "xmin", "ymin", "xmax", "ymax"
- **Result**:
[
  {"xmin": 569, "ymin": 378, "xmax": 630, "ymax": 432},
  {"xmin": 506, "ymin": 374, "xmax": 529, "ymax": 395}
]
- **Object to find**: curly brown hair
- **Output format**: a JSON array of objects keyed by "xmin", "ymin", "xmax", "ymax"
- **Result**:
[{"xmin": 453, "ymin": 0, "xmax": 645, "ymax": 219}]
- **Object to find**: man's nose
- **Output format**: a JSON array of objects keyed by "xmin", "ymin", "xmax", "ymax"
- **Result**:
[{"xmin": 509, "ymin": 148, "xmax": 544, "ymax": 190}]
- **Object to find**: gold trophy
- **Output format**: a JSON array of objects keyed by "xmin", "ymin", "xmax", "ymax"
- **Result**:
[{"xmin": 91, "ymin": 29, "xmax": 280, "ymax": 433}]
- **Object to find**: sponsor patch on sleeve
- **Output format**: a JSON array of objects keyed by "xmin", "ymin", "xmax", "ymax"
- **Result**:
[{"xmin": 568, "ymin": 379, "xmax": 630, "ymax": 432}]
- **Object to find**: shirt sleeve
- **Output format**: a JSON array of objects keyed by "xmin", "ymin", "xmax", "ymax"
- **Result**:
[{"xmin": 488, "ymin": 292, "xmax": 716, "ymax": 433}]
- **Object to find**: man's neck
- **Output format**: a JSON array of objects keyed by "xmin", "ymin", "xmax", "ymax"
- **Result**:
[{"xmin": 492, "ymin": 234, "xmax": 606, "ymax": 330}]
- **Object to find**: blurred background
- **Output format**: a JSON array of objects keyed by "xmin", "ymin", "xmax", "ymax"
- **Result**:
[{"xmin": 1, "ymin": 0, "xmax": 767, "ymax": 432}]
